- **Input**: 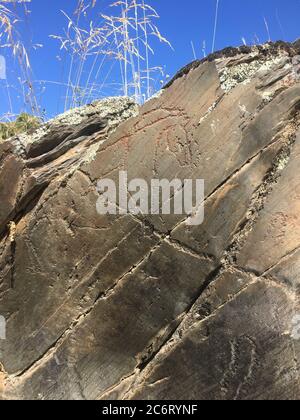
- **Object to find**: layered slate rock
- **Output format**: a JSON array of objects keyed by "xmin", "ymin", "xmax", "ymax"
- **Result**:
[{"xmin": 1, "ymin": 42, "xmax": 300, "ymax": 400}]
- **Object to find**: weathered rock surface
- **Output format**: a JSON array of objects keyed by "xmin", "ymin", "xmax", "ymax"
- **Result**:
[{"xmin": 1, "ymin": 42, "xmax": 300, "ymax": 400}]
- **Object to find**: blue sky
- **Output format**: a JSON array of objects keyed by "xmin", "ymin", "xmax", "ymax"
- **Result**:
[{"xmin": 1, "ymin": 0, "xmax": 299, "ymax": 120}]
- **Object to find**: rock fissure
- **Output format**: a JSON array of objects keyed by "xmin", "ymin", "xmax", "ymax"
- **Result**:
[{"xmin": 222, "ymin": 112, "xmax": 300, "ymax": 268}]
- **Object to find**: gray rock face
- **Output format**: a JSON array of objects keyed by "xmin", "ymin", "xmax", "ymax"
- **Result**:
[{"xmin": 1, "ymin": 42, "xmax": 300, "ymax": 400}]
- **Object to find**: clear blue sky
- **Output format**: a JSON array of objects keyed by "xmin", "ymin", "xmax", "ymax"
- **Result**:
[{"xmin": 1, "ymin": 0, "xmax": 299, "ymax": 120}]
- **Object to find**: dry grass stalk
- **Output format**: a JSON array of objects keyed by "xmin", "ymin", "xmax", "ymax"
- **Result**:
[
  {"xmin": 0, "ymin": 2, "xmax": 40, "ymax": 119},
  {"xmin": 51, "ymin": 0, "xmax": 172, "ymax": 108}
]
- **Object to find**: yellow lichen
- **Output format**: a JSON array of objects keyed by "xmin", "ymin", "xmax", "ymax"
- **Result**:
[{"xmin": 8, "ymin": 221, "xmax": 16, "ymax": 243}]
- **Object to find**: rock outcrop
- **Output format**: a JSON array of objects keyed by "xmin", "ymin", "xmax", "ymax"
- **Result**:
[{"xmin": 1, "ymin": 42, "xmax": 300, "ymax": 400}]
